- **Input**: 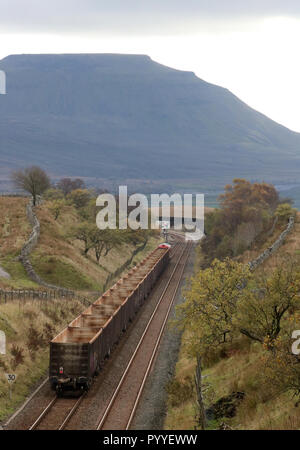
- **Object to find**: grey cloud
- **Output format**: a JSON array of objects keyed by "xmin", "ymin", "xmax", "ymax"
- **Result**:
[{"xmin": 1, "ymin": 0, "xmax": 300, "ymax": 35}]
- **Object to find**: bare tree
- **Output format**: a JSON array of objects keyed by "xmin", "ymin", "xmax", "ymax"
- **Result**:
[
  {"xmin": 11, "ymin": 166, "xmax": 51, "ymax": 205},
  {"xmin": 57, "ymin": 178, "xmax": 85, "ymax": 196}
]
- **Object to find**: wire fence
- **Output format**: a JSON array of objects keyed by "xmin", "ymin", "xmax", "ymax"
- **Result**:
[
  {"xmin": 0, "ymin": 288, "xmax": 95, "ymax": 307},
  {"xmin": 0, "ymin": 192, "xmax": 29, "ymax": 197}
]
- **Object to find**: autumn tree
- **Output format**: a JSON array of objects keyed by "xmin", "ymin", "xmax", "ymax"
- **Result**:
[
  {"xmin": 44, "ymin": 187, "xmax": 64, "ymax": 200},
  {"xmin": 202, "ymin": 179, "xmax": 279, "ymax": 264},
  {"xmin": 175, "ymin": 258, "xmax": 252, "ymax": 357},
  {"xmin": 70, "ymin": 223, "xmax": 123, "ymax": 261},
  {"xmin": 90, "ymin": 228, "xmax": 123, "ymax": 263},
  {"xmin": 235, "ymin": 258, "xmax": 300, "ymax": 346},
  {"xmin": 275, "ymin": 203, "xmax": 296, "ymax": 223},
  {"xmin": 11, "ymin": 166, "xmax": 51, "ymax": 205},
  {"xmin": 57, "ymin": 178, "xmax": 85, "ymax": 196},
  {"xmin": 70, "ymin": 222, "xmax": 95, "ymax": 256},
  {"xmin": 78, "ymin": 197, "xmax": 99, "ymax": 221},
  {"xmin": 67, "ymin": 189, "xmax": 91, "ymax": 208},
  {"xmin": 262, "ymin": 329, "xmax": 300, "ymax": 398},
  {"xmin": 219, "ymin": 179, "xmax": 279, "ymax": 221},
  {"xmin": 48, "ymin": 198, "xmax": 67, "ymax": 220},
  {"xmin": 123, "ymin": 228, "xmax": 153, "ymax": 246}
]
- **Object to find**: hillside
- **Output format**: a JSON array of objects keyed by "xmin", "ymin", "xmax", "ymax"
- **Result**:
[
  {"xmin": 0, "ymin": 195, "xmax": 161, "ymax": 422},
  {"xmin": 0, "ymin": 196, "xmax": 160, "ymax": 291},
  {"xmin": 165, "ymin": 213, "xmax": 300, "ymax": 430},
  {"xmin": 1, "ymin": 54, "xmax": 300, "ymax": 193}
]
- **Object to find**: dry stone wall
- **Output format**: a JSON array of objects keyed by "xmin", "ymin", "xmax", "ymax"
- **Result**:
[
  {"xmin": 18, "ymin": 197, "xmax": 70, "ymax": 292},
  {"xmin": 248, "ymin": 216, "xmax": 294, "ymax": 271},
  {"xmin": 19, "ymin": 196, "xmax": 295, "ymax": 294}
]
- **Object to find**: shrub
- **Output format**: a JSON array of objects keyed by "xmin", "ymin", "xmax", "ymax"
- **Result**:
[
  {"xmin": 27, "ymin": 326, "xmax": 45, "ymax": 352},
  {"xmin": 166, "ymin": 377, "xmax": 194, "ymax": 407},
  {"xmin": 67, "ymin": 189, "xmax": 91, "ymax": 208},
  {"xmin": 42, "ymin": 322, "xmax": 56, "ymax": 341},
  {"xmin": 201, "ymin": 179, "xmax": 279, "ymax": 264},
  {"xmin": 275, "ymin": 203, "xmax": 296, "ymax": 223},
  {"xmin": 44, "ymin": 188, "xmax": 64, "ymax": 200},
  {"xmin": 10, "ymin": 344, "xmax": 24, "ymax": 369}
]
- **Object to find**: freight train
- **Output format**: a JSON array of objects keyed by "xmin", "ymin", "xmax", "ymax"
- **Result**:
[{"xmin": 49, "ymin": 245, "xmax": 170, "ymax": 394}]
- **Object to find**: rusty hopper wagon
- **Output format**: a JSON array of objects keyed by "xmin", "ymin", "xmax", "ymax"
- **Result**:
[{"xmin": 49, "ymin": 246, "xmax": 170, "ymax": 393}]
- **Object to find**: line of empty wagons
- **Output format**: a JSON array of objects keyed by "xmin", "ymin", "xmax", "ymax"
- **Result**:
[{"xmin": 49, "ymin": 245, "xmax": 171, "ymax": 393}]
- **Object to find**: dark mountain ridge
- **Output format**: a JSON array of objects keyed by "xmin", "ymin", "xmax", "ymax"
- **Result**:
[{"xmin": 0, "ymin": 53, "xmax": 300, "ymax": 191}]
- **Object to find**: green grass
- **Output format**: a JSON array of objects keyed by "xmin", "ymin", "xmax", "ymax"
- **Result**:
[
  {"xmin": 0, "ymin": 352, "xmax": 49, "ymax": 422},
  {"xmin": 0, "ymin": 299, "xmax": 84, "ymax": 422},
  {"xmin": 0, "ymin": 196, "xmax": 161, "ymax": 291},
  {"xmin": 31, "ymin": 255, "xmax": 102, "ymax": 290},
  {"xmin": 0, "ymin": 255, "xmax": 38, "ymax": 289},
  {"xmin": 0, "ymin": 315, "xmax": 17, "ymax": 339}
]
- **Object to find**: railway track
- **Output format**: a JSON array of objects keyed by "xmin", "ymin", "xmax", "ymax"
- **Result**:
[
  {"xmin": 27, "ymin": 241, "xmax": 191, "ymax": 430},
  {"xmin": 96, "ymin": 241, "xmax": 191, "ymax": 430},
  {"xmin": 168, "ymin": 230, "xmax": 186, "ymax": 242},
  {"xmin": 28, "ymin": 393, "xmax": 86, "ymax": 430}
]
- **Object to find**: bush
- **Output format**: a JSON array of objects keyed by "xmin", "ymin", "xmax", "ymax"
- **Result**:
[
  {"xmin": 201, "ymin": 179, "xmax": 279, "ymax": 264},
  {"xmin": 44, "ymin": 188, "xmax": 64, "ymax": 200},
  {"xmin": 275, "ymin": 203, "xmax": 296, "ymax": 223},
  {"xmin": 27, "ymin": 326, "xmax": 45, "ymax": 352},
  {"xmin": 67, "ymin": 189, "xmax": 91, "ymax": 208},
  {"xmin": 10, "ymin": 344, "xmax": 24, "ymax": 369},
  {"xmin": 166, "ymin": 377, "xmax": 194, "ymax": 407},
  {"xmin": 42, "ymin": 322, "xmax": 56, "ymax": 341}
]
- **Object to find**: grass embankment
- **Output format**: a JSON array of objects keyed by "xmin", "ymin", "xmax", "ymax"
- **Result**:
[
  {"xmin": 165, "ymin": 213, "xmax": 300, "ymax": 430},
  {"xmin": 0, "ymin": 196, "xmax": 160, "ymax": 422},
  {"xmin": 0, "ymin": 298, "xmax": 83, "ymax": 422},
  {"xmin": 0, "ymin": 197, "xmax": 160, "ymax": 291}
]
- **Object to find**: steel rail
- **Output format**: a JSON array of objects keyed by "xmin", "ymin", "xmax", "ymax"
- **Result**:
[
  {"xmin": 58, "ymin": 392, "xmax": 87, "ymax": 430},
  {"xmin": 28, "ymin": 395, "xmax": 57, "ymax": 430},
  {"xmin": 125, "ymin": 242, "xmax": 192, "ymax": 429},
  {"xmin": 28, "ymin": 393, "xmax": 86, "ymax": 430},
  {"xmin": 96, "ymin": 242, "xmax": 190, "ymax": 430},
  {"xmin": 28, "ymin": 240, "xmax": 183, "ymax": 431}
]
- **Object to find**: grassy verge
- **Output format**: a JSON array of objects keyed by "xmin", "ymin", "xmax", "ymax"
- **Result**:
[
  {"xmin": 164, "ymin": 330, "xmax": 300, "ymax": 430},
  {"xmin": 164, "ymin": 337, "xmax": 197, "ymax": 430},
  {"xmin": 0, "ymin": 298, "xmax": 84, "ymax": 422},
  {"xmin": 31, "ymin": 255, "xmax": 102, "ymax": 291},
  {"xmin": 164, "ymin": 214, "xmax": 300, "ymax": 430}
]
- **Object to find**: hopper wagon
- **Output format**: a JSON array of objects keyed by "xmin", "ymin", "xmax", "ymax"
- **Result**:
[{"xmin": 49, "ymin": 245, "xmax": 170, "ymax": 393}]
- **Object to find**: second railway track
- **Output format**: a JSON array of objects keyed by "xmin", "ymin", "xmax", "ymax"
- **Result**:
[
  {"xmin": 26, "ymin": 241, "xmax": 192, "ymax": 430},
  {"xmin": 96, "ymin": 242, "xmax": 192, "ymax": 430},
  {"xmin": 29, "ymin": 393, "xmax": 86, "ymax": 430}
]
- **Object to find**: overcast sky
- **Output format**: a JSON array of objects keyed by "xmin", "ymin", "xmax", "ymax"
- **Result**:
[{"xmin": 1, "ymin": 1, "xmax": 300, "ymax": 131}]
